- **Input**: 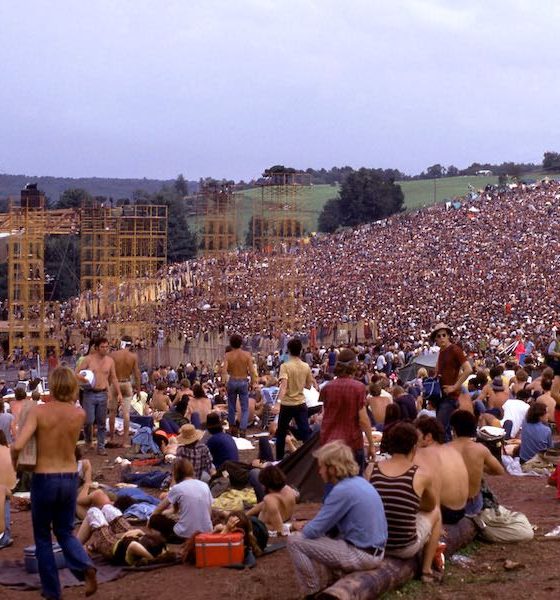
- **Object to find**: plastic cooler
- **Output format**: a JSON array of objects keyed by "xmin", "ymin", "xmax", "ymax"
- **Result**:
[
  {"xmin": 24, "ymin": 543, "xmax": 66, "ymax": 573},
  {"xmin": 195, "ymin": 532, "xmax": 244, "ymax": 568}
]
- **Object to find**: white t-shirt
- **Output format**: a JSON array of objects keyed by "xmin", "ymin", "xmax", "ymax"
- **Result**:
[
  {"xmin": 500, "ymin": 399, "xmax": 529, "ymax": 438},
  {"xmin": 167, "ymin": 479, "xmax": 213, "ymax": 539}
]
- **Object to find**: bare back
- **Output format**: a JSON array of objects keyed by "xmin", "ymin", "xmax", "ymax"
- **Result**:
[
  {"xmin": 450, "ymin": 437, "xmax": 504, "ymax": 497},
  {"xmin": 110, "ymin": 349, "xmax": 139, "ymax": 382},
  {"xmin": 367, "ymin": 394, "xmax": 392, "ymax": 425},
  {"xmin": 415, "ymin": 445, "xmax": 469, "ymax": 510},
  {"xmin": 225, "ymin": 348, "xmax": 254, "ymax": 379},
  {"xmin": 35, "ymin": 402, "xmax": 86, "ymax": 473}
]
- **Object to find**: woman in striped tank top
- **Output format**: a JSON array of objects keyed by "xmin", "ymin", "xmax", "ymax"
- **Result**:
[{"xmin": 366, "ymin": 422, "xmax": 443, "ymax": 583}]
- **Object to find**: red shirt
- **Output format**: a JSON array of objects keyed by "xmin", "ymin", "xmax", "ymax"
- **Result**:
[
  {"xmin": 319, "ymin": 378, "xmax": 366, "ymax": 451},
  {"xmin": 436, "ymin": 343, "xmax": 467, "ymax": 399}
]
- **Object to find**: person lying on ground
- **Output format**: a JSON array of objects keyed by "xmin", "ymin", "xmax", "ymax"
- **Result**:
[
  {"xmin": 519, "ymin": 402, "xmax": 554, "ymax": 463},
  {"xmin": 78, "ymin": 503, "xmax": 167, "ymax": 566},
  {"xmin": 449, "ymin": 410, "xmax": 505, "ymax": 517},
  {"xmin": 75, "ymin": 446, "xmax": 94, "ymax": 520},
  {"xmin": 287, "ymin": 440, "xmax": 387, "ymax": 598},
  {"xmin": 367, "ymin": 422, "xmax": 443, "ymax": 583},
  {"xmin": 149, "ymin": 458, "xmax": 213, "ymax": 543},
  {"xmin": 246, "ymin": 465, "xmax": 298, "ymax": 535},
  {"xmin": 414, "ymin": 416, "xmax": 469, "ymax": 525}
]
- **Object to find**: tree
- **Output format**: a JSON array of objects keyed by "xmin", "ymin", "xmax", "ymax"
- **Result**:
[
  {"xmin": 174, "ymin": 174, "xmax": 188, "ymax": 196},
  {"xmin": 446, "ymin": 165, "xmax": 459, "ymax": 177},
  {"xmin": 57, "ymin": 188, "xmax": 91, "ymax": 209},
  {"xmin": 317, "ymin": 168, "xmax": 404, "ymax": 233},
  {"xmin": 543, "ymin": 151, "xmax": 560, "ymax": 171},
  {"xmin": 425, "ymin": 164, "xmax": 445, "ymax": 179}
]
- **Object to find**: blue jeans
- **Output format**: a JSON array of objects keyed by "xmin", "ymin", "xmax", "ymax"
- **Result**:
[
  {"xmin": 83, "ymin": 390, "xmax": 108, "ymax": 449},
  {"xmin": 436, "ymin": 397, "xmax": 458, "ymax": 443},
  {"xmin": 227, "ymin": 378, "xmax": 249, "ymax": 430},
  {"xmin": 275, "ymin": 403, "xmax": 311, "ymax": 460},
  {"xmin": 31, "ymin": 473, "xmax": 93, "ymax": 600}
]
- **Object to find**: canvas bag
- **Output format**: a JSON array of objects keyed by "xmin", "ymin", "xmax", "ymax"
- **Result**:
[{"xmin": 473, "ymin": 505, "xmax": 534, "ymax": 543}]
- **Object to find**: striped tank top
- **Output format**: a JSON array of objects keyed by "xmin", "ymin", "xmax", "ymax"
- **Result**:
[{"xmin": 369, "ymin": 463, "xmax": 420, "ymax": 550}]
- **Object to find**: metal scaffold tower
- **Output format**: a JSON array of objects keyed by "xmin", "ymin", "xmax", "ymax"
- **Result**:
[
  {"xmin": 7, "ymin": 186, "xmax": 48, "ymax": 359},
  {"xmin": 252, "ymin": 168, "xmax": 312, "ymax": 333},
  {"xmin": 0, "ymin": 185, "xmax": 168, "ymax": 359},
  {"xmin": 80, "ymin": 201, "xmax": 168, "ymax": 316},
  {"xmin": 197, "ymin": 182, "xmax": 237, "ymax": 256}
]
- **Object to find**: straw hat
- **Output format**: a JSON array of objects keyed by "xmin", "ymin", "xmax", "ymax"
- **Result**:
[
  {"xmin": 429, "ymin": 323, "xmax": 453, "ymax": 342},
  {"xmin": 176, "ymin": 424, "xmax": 203, "ymax": 445}
]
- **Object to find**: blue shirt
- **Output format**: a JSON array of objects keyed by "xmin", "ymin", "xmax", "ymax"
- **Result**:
[
  {"xmin": 206, "ymin": 431, "xmax": 239, "ymax": 470},
  {"xmin": 520, "ymin": 421, "xmax": 552, "ymax": 462},
  {"xmin": 303, "ymin": 476, "xmax": 387, "ymax": 549}
]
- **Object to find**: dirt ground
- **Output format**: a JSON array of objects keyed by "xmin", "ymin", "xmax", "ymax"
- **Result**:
[{"xmin": 2, "ymin": 446, "xmax": 560, "ymax": 600}]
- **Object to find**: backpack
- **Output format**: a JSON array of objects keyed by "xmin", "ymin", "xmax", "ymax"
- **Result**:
[{"xmin": 422, "ymin": 377, "xmax": 442, "ymax": 405}]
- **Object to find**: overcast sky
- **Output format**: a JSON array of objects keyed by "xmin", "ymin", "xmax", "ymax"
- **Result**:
[{"xmin": 1, "ymin": 1, "xmax": 558, "ymax": 181}]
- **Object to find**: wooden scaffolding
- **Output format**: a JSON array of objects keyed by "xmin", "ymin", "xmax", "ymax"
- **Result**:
[{"xmin": 197, "ymin": 182, "xmax": 237, "ymax": 256}]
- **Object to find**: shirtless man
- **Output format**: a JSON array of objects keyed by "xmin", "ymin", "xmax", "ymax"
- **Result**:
[
  {"xmin": 76, "ymin": 337, "xmax": 121, "ymax": 455},
  {"xmin": 11, "ymin": 366, "xmax": 97, "ymax": 598},
  {"xmin": 414, "ymin": 416, "xmax": 469, "ymax": 524},
  {"xmin": 0, "ymin": 430, "xmax": 16, "ymax": 548},
  {"xmin": 449, "ymin": 410, "xmax": 504, "ymax": 516},
  {"xmin": 367, "ymin": 382, "xmax": 392, "ymax": 429},
  {"xmin": 537, "ymin": 378, "xmax": 556, "ymax": 423},
  {"xmin": 108, "ymin": 336, "xmax": 141, "ymax": 446},
  {"xmin": 222, "ymin": 334, "xmax": 258, "ymax": 437},
  {"xmin": 478, "ymin": 376, "xmax": 510, "ymax": 416},
  {"xmin": 246, "ymin": 465, "xmax": 297, "ymax": 535}
]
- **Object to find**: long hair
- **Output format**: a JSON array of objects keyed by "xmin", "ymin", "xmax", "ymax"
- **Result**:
[{"xmin": 313, "ymin": 440, "xmax": 359, "ymax": 480}]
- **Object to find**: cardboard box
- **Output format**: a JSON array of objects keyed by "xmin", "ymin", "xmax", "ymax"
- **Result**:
[{"xmin": 195, "ymin": 532, "xmax": 244, "ymax": 568}]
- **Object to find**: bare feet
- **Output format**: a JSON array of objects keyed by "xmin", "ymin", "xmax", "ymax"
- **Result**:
[{"xmin": 84, "ymin": 566, "xmax": 97, "ymax": 596}]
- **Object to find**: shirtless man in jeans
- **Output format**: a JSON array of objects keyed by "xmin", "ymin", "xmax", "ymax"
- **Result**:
[
  {"xmin": 414, "ymin": 416, "xmax": 469, "ymax": 524},
  {"xmin": 11, "ymin": 366, "xmax": 97, "ymax": 599},
  {"xmin": 108, "ymin": 337, "xmax": 141, "ymax": 447},
  {"xmin": 222, "ymin": 334, "xmax": 257, "ymax": 437},
  {"xmin": 247, "ymin": 465, "xmax": 298, "ymax": 535},
  {"xmin": 76, "ymin": 337, "xmax": 122, "ymax": 455},
  {"xmin": 449, "ymin": 410, "xmax": 504, "ymax": 516}
]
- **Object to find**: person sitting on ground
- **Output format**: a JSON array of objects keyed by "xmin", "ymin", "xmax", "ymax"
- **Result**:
[
  {"xmin": 519, "ymin": 402, "xmax": 554, "ymax": 464},
  {"xmin": 187, "ymin": 383, "xmax": 212, "ymax": 426},
  {"xmin": 176, "ymin": 424, "xmax": 216, "ymax": 481},
  {"xmin": 150, "ymin": 381, "xmax": 171, "ymax": 420},
  {"xmin": 287, "ymin": 440, "xmax": 387, "ymax": 598},
  {"xmin": 149, "ymin": 458, "xmax": 213, "ymax": 543},
  {"xmin": 414, "ymin": 416, "xmax": 469, "ymax": 525},
  {"xmin": 449, "ymin": 410, "xmax": 505, "ymax": 517},
  {"xmin": 367, "ymin": 381, "xmax": 392, "ymax": 430},
  {"xmin": 205, "ymin": 412, "xmax": 239, "ymax": 470},
  {"xmin": 9, "ymin": 387, "xmax": 33, "ymax": 436},
  {"xmin": 391, "ymin": 385, "xmax": 418, "ymax": 421},
  {"xmin": 246, "ymin": 465, "xmax": 298, "ymax": 535},
  {"xmin": 536, "ymin": 378, "xmax": 557, "ymax": 424},
  {"xmin": 367, "ymin": 422, "xmax": 443, "ymax": 583},
  {"xmin": 510, "ymin": 368, "xmax": 531, "ymax": 397}
]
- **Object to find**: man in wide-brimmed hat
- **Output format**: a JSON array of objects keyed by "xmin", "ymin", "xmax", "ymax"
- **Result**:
[
  {"xmin": 430, "ymin": 323, "xmax": 472, "ymax": 442},
  {"xmin": 176, "ymin": 424, "xmax": 215, "ymax": 481}
]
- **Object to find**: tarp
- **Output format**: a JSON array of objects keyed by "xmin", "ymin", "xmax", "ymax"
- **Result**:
[
  {"xmin": 398, "ymin": 351, "xmax": 439, "ymax": 383},
  {"xmin": 280, "ymin": 432, "xmax": 323, "ymax": 503}
]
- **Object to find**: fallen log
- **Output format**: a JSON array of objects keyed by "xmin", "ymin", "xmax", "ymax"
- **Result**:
[{"xmin": 317, "ymin": 518, "xmax": 477, "ymax": 600}]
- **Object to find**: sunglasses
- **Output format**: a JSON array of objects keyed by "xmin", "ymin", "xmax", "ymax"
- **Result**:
[{"xmin": 436, "ymin": 332, "xmax": 448, "ymax": 339}]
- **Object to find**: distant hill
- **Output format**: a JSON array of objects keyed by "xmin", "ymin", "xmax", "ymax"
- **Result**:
[{"xmin": 0, "ymin": 173, "xmax": 197, "ymax": 203}]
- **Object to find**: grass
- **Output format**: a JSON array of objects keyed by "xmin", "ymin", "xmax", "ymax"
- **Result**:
[{"xmin": 188, "ymin": 172, "xmax": 560, "ymax": 243}]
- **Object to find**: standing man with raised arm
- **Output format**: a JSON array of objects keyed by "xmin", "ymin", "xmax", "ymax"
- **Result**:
[
  {"xmin": 11, "ymin": 366, "xmax": 97, "ymax": 599},
  {"xmin": 108, "ymin": 336, "xmax": 141, "ymax": 447},
  {"xmin": 76, "ymin": 337, "xmax": 122, "ymax": 456},
  {"xmin": 222, "ymin": 333, "xmax": 258, "ymax": 438}
]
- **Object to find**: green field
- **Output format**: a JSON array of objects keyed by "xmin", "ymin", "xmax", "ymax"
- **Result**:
[{"xmin": 189, "ymin": 172, "xmax": 558, "ymax": 242}]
